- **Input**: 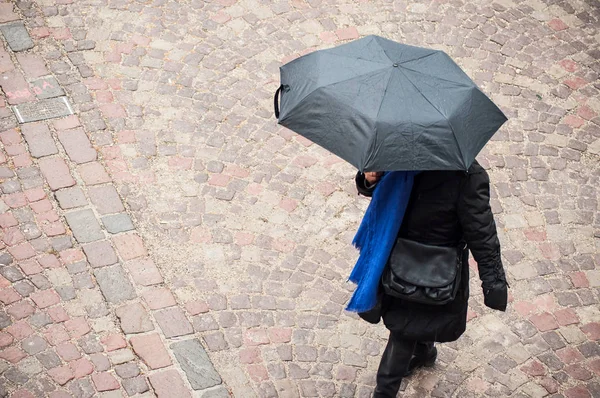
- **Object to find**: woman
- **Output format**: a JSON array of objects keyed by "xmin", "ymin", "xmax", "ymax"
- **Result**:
[{"xmin": 354, "ymin": 161, "xmax": 509, "ymax": 397}]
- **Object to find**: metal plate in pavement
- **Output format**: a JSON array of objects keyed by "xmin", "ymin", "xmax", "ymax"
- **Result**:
[{"xmin": 12, "ymin": 96, "xmax": 74, "ymax": 124}]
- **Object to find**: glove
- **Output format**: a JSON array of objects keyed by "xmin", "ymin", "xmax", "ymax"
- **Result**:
[{"xmin": 483, "ymin": 283, "xmax": 508, "ymax": 311}]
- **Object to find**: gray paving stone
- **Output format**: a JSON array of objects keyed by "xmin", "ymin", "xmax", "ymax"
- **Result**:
[
  {"xmin": 31, "ymin": 76, "xmax": 65, "ymax": 99},
  {"xmin": 93, "ymin": 264, "xmax": 136, "ymax": 303},
  {"xmin": 101, "ymin": 213, "xmax": 135, "ymax": 233},
  {"xmin": 122, "ymin": 376, "xmax": 149, "ymax": 396},
  {"xmin": 87, "ymin": 185, "xmax": 125, "ymax": 215},
  {"xmin": 153, "ymin": 307, "xmax": 193, "ymax": 338},
  {"xmin": 0, "ymin": 311, "xmax": 12, "ymax": 329},
  {"xmin": 20, "ymin": 122, "xmax": 58, "ymax": 158},
  {"xmin": 22, "ymin": 335, "xmax": 48, "ymax": 355},
  {"xmin": 55, "ymin": 187, "xmax": 88, "ymax": 209},
  {"xmin": 64, "ymin": 209, "xmax": 104, "ymax": 243},
  {"xmin": 0, "ymin": 22, "xmax": 33, "ymax": 51},
  {"xmin": 0, "ymin": 265, "xmax": 24, "ymax": 282},
  {"xmin": 69, "ymin": 378, "xmax": 95, "ymax": 398},
  {"xmin": 0, "ymin": 253, "xmax": 12, "ymax": 266},
  {"xmin": 115, "ymin": 302, "xmax": 154, "ymax": 334},
  {"xmin": 171, "ymin": 339, "xmax": 222, "ymax": 390}
]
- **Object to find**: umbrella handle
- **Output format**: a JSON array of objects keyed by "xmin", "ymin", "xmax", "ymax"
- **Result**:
[
  {"xmin": 274, "ymin": 84, "xmax": 289, "ymax": 119},
  {"xmin": 274, "ymin": 84, "xmax": 283, "ymax": 119}
]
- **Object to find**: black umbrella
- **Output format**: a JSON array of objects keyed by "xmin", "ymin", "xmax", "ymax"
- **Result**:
[{"xmin": 274, "ymin": 35, "xmax": 507, "ymax": 172}]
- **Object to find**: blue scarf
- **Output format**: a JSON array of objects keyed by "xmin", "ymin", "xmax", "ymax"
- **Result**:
[{"xmin": 346, "ymin": 171, "xmax": 417, "ymax": 313}]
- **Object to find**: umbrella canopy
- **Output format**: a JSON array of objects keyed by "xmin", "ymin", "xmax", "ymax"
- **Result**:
[{"xmin": 275, "ymin": 35, "xmax": 507, "ymax": 172}]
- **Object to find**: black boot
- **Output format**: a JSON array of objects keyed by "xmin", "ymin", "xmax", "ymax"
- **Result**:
[
  {"xmin": 404, "ymin": 342, "xmax": 437, "ymax": 377},
  {"xmin": 373, "ymin": 336, "xmax": 416, "ymax": 398}
]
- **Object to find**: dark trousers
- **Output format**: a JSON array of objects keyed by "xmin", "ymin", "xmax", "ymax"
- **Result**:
[{"xmin": 373, "ymin": 332, "xmax": 434, "ymax": 397}]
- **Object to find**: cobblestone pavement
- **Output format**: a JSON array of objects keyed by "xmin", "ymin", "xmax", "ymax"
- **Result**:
[{"xmin": 0, "ymin": 0, "xmax": 599, "ymax": 397}]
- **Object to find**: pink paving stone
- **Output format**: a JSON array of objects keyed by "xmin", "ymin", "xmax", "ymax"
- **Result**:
[
  {"xmin": 208, "ymin": 174, "xmax": 231, "ymax": 187},
  {"xmin": 59, "ymin": 248, "xmax": 85, "ymax": 264},
  {"xmin": 580, "ymin": 322, "xmax": 600, "ymax": 340},
  {"xmin": 30, "ymin": 198, "xmax": 53, "ymax": 213},
  {"xmin": 564, "ymin": 386, "xmax": 591, "ymax": 398},
  {"xmin": 100, "ymin": 103, "xmax": 127, "ymax": 118},
  {"xmin": 564, "ymin": 77, "xmax": 588, "ymax": 90},
  {"xmin": 47, "ymin": 306, "xmax": 70, "ymax": 323},
  {"xmin": 467, "ymin": 309, "xmax": 479, "ymax": 322},
  {"xmin": 105, "ymin": 51, "xmax": 122, "ymax": 63},
  {"xmin": 524, "ymin": 227, "xmax": 547, "ymax": 241},
  {"xmin": 0, "ymin": 49, "xmax": 13, "ymax": 74},
  {"xmin": 0, "ymin": 128, "xmax": 21, "ymax": 145},
  {"xmin": 590, "ymin": 359, "xmax": 600, "ymax": 376},
  {"xmin": 115, "ymin": 42, "xmax": 134, "ymax": 54},
  {"xmin": 38, "ymin": 253, "xmax": 61, "ymax": 269},
  {"xmin": 12, "ymin": 153, "xmax": 32, "ymax": 168},
  {"xmin": 554, "ymin": 308, "xmax": 580, "ymax": 326},
  {"xmin": 42, "ymin": 221, "xmax": 67, "ymax": 237},
  {"xmin": 239, "ymin": 347, "xmax": 261, "ymax": 364},
  {"xmin": 273, "ymin": 238, "xmax": 295, "ymax": 253},
  {"xmin": 30, "ymin": 289, "xmax": 61, "ymax": 308},
  {"xmin": 336, "ymin": 27, "xmax": 359, "ymax": 40},
  {"xmin": 99, "ymin": 146, "xmax": 122, "ymax": 160},
  {"xmin": 77, "ymin": 162, "xmax": 112, "ymax": 185},
  {"xmin": 539, "ymin": 242, "xmax": 560, "ymax": 260},
  {"xmin": 149, "ymin": 370, "xmax": 192, "ymax": 398},
  {"xmin": 336, "ymin": 365, "xmax": 357, "ymax": 382},
  {"xmin": 106, "ymin": 78, "xmax": 121, "ymax": 90},
  {"xmin": 235, "ymin": 231, "xmax": 255, "ymax": 246},
  {"xmin": 65, "ymin": 317, "xmax": 91, "ymax": 338},
  {"xmin": 320, "ymin": 31, "xmax": 337, "ymax": 44},
  {"xmin": 556, "ymin": 347, "xmax": 585, "ymax": 365},
  {"xmin": 7, "ymin": 241, "xmax": 36, "ymax": 260},
  {"xmin": 154, "ymin": 307, "xmax": 193, "ymax": 338},
  {"xmin": 57, "ymin": 128, "xmax": 97, "ymax": 164},
  {"xmin": 563, "ymin": 115, "xmax": 585, "ymax": 129},
  {"xmin": 56, "ymin": 342, "xmax": 82, "ymax": 361},
  {"xmin": 52, "ymin": 115, "xmax": 81, "ymax": 130},
  {"xmin": 246, "ymin": 183, "xmax": 263, "ymax": 195},
  {"xmin": 168, "ymin": 156, "xmax": 193, "ymax": 170},
  {"xmin": 116, "ymin": 130, "xmax": 136, "ymax": 143},
  {"xmin": 123, "ymin": 257, "xmax": 163, "ymax": 286},
  {"xmin": 190, "ymin": 226, "xmax": 212, "ymax": 243},
  {"xmin": 70, "ymin": 357, "xmax": 94, "ymax": 378},
  {"xmin": 112, "ymin": 233, "xmax": 147, "ymax": 260},
  {"xmin": 244, "ymin": 328, "xmax": 270, "ymax": 346},
  {"xmin": 47, "ymin": 365, "xmax": 74, "ymax": 385},
  {"xmin": 1, "ymin": 71, "xmax": 34, "ymax": 105},
  {"xmin": 530, "ymin": 312, "xmax": 559, "ymax": 332},
  {"xmin": 5, "ymin": 143, "xmax": 26, "ymax": 155},
  {"xmin": 129, "ymin": 333, "xmax": 172, "ymax": 369},
  {"xmin": 7, "ymin": 301, "xmax": 35, "ymax": 320},
  {"xmin": 247, "ymin": 364, "xmax": 269, "ymax": 382},
  {"xmin": 36, "ymin": 209, "xmax": 59, "ymax": 223},
  {"xmin": 50, "ymin": 27, "xmax": 71, "ymax": 40},
  {"xmin": 0, "ymin": 331, "xmax": 13, "ymax": 348},
  {"xmin": 279, "ymin": 198, "xmax": 298, "ymax": 212},
  {"xmin": 548, "ymin": 18, "xmax": 569, "ymax": 31},
  {"xmin": 532, "ymin": 294, "xmax": 557, "ymax": 312},
  {"xmin": 7, "ymin": 320, "xmax": 34, "ymax": 340},
  {"xmin": 84, "ymin": 77, "xmax": 108, "ymax": 90},
  {"xmin": 131, "ymin": 34, "xmax": 151, "ymax": 46},
  {"xmin": 559, "ymin": 59, "xmax": 578, "ymax": 72},
  {"xmin": 0, "ymin": 287, "xmax": 21, "ymax": 304},
  {"xmin": 30, "ymin": 27, "xmax": 50, "ymax": 39},
  {"xmin": 0, "ymin": 346, "xmax": 26, "ymax": 363},
  {"xmin": 520, "ymin": 360, "xmax": 546, "ymax": 376},
  {"xmin": 18, "ymin": 259, "xmax": 42, "ymax": 275},
  {"xmin": 565, "ymin": 364, "xmax": 593, "ymax": 381},
  {"xmin": 0, "ymin": 3, "xmax": 19, "ymax": 23},
  {"xmin": 44, "ymin": 324, "xmax": 70, "ymax": 346},
  {"xmin": 4, "ymin": 192, "xmax": 27, "ymax": 208},
  {"xmin": 268, "ymin": 328, "xmax": 292, "ymax": 343},
  {"xmin": 100, "ymin": 334, "xmax": 127, "ymax": 351},
  {"xmin": 23, "ymin": 187, "xmax": 46, "ymax": 202},
  {"xmin": 211, "ymin": 11, "xmax": 231, "ymax": 23},
  {"xmin": 577, "ymin": 105, "xmax": 597, "ymax": 120},
  {"xmin": 39, "ymin": 157, "xmax": 76, "ymax": 191},
  {"xmin": 0, "ymin": 212, "xmax": 19, "ymax": 228},
  {"xmin": 293, "ymin": 155, "xmax": 318, "ymax": 168},
  {"xmin": 10, "ymin": 390, "xmax": 35, "ymax": 398},
  {"xmin": 539, "ymin": 377, "xmax": 559, "ymax": 394},
  {"xmin": 0, "ymin": 275, "xmax": 10, "ymax": 288},
  {"xmin": 224, "ymin": 164, "xmax": 250, "ymax": 178},
  {"xmin": 95, "ymin": 90, "xmax": 114, "ymax": 103},
  {"xmin": 142, "ymin": 287, "xmax": 177, "ymax": 310},
  {"xmin": 184, "ymin": 300, "xmax": 209, "ymax": 315},
  {"xmin": 2, "ymin": 227, "xmax": 25, "ymax": 246},
  {"xmin": 15, "ymin": 54, "xmax": 49, "ymax": 79}
]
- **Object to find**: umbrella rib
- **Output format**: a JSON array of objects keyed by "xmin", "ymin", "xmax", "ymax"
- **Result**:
[
  {"xmin": 324, "ymin": 51, "xmax": 391, "ymax": 66},
  {"xmin": 398, "ymin": 65, "xmax": 473, "ymax": 88},
  {"xmin": 397, "ymin": 68, "xmax": 467, "ymax": 169},
  {"xmin": 396, "ymin": 52, "xmax": 438, "ymax": 65},
  {"xmin": 363, "ymin": 70, "xmax": 394, "ymax": 170}
]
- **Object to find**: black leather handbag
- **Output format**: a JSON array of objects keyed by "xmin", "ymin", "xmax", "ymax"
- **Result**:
[{"xmin": 382, "ymin": 238, "xmax": 465, "ymax": 305}]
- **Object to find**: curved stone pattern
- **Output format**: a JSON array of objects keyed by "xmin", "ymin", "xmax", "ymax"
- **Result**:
[{"xmin": 0, "ymin": 0, "xmax": 599, "ymax": 397}]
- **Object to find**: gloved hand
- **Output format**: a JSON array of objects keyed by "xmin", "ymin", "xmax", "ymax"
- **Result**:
[{"xmin": 483, "ymin": 282, "xmax": 508, "ymax": 311}]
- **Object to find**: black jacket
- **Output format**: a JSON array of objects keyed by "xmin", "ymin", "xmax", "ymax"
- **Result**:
[{"xmin": 355, "ymin": 161, "xmax": 508, "ymax": 342}]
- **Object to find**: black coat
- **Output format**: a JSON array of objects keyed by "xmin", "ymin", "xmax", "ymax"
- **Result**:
[{"xmin": 355, "ymin": 161, "xmax": 507, "ymax": 342}]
